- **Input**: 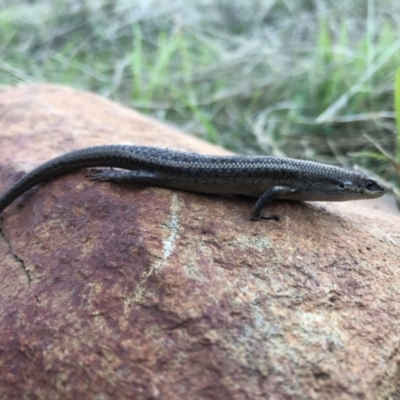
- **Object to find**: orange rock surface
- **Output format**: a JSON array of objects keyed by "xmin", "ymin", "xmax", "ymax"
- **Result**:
[{"xmin": 0, "ymin": 85, "xmax": 400, "ymax": 400}]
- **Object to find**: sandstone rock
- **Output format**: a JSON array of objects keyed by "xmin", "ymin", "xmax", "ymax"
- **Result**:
[{"xmin": 0, "ymin": 84, "xmax": 400, "ymax": 400}]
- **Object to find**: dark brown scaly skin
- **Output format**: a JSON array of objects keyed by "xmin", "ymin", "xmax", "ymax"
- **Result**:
[{"xmin": 0, "ymin": 145, "xmax": 385, "ymax": 220}]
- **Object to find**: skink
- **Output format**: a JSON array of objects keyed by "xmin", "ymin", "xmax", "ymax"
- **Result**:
[{"xmin": 0, "ymin": 145, "xmax": 385, "ymax": 220}]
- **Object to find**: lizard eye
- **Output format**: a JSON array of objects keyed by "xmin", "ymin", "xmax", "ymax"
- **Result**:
[
  {"xmin": 364, "ymin": 179, "xmax": 385, "ymax": 194},
  {"xmin": 365, "ymin": 179, "xmax": 377, "ymax": 190}
]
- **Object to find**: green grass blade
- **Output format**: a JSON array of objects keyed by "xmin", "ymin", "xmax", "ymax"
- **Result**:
[
  {"xmin": 145, "ymin": 29, "xmax": 179, "ymax": 104},
  {"xmin": 395, "ymin": 67, "xmax": 400, "ymax": 163},
  {"xmin": 131, "ymin": 25, "xmax": 143, "ymax": 100}
]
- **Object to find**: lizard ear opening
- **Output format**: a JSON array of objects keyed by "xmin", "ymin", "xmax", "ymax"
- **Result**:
[{"xmin": 338, "ymin": 180, "xmax": 352, "ymax": 189}]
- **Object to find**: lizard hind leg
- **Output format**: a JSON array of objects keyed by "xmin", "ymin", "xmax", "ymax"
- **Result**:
[{"xmin": 250, "ymin": 186, "xmax": 296, "ymax": 221}]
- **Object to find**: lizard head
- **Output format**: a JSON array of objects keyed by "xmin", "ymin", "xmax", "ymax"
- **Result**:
[{"xmin": 338, "ymin": 175, "xmax": 385, "ymax": 200}]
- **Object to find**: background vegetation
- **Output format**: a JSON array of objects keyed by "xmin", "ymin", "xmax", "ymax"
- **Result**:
[{"xmin": 0, "ymin": 0, "xmax": 399, "ymax": 197}]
